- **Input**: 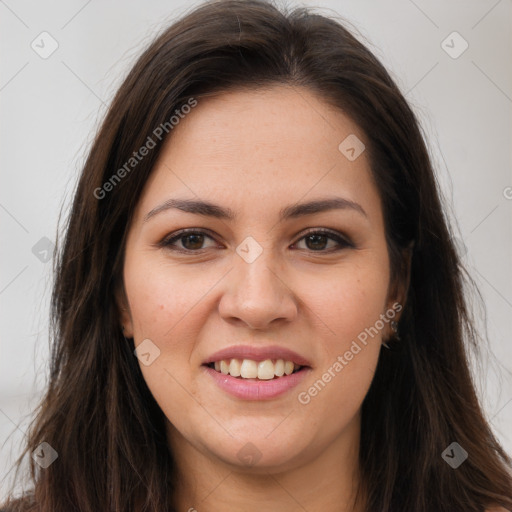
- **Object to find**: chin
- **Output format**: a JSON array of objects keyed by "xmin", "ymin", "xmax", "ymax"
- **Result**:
[
  {"xmin": 201, "ymin": 422, "xmax": 314, "ymax": 473},
  {"xmin": 216, "ymin": 442, "xmax": 308, "ymax": 474}
]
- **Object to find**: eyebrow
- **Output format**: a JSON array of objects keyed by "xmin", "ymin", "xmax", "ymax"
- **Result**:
[{"xmin": 143, "ymin": 196, "xmax": 368, "ymax": 223}]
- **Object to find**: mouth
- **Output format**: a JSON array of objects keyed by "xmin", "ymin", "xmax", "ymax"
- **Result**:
[
  {"xmin": 205, "ymin": 358, "xmax": 306, "ymax": 380},
  {"xmin": 202, "ymin": 352, "xmax": 312, "ymax": 400},
  {"xmin": 202, "ymin": 344, "xmax": 312, "ymax": 382}
]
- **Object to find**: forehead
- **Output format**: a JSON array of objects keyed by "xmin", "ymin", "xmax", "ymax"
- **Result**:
[{"xmin": 134, "ymin": 85, "xmax": 383, "ymax": 225}]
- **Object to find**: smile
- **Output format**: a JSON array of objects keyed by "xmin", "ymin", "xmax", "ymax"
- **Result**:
[
  {"xmin": 202, "ymin": 361, "xmax": 311, "ymax": 401},
  {"xmin": 207, "ymin": 358, "xmax": 302, "ymax": 380}
]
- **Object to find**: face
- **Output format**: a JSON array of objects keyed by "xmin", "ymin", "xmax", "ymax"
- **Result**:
[{"xmin": 119, "ymin": 85, "xmax": 403, "ymax": 473}]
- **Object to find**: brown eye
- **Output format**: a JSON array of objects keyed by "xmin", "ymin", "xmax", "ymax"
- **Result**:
[
  {"xmin": 293, "ymin": 229, "xmax": 353, "ymax": 252},
  {"xmin": 161, "ymin": 230, "xmax": 218, "ymax": 252},
  {"xmin": 179, "ymin": 233, "xmax": 206, "ymax": 250},
  {"xmin": 304, "ymin": 233, "xmax": 330, "ymax": 251},
  {"xmin": 160, "ymin": 228, "xmax": 353, "ymax": 254}
]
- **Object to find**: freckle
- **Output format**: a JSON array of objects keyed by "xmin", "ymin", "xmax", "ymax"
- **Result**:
[{"xmin": 159, "ymin": 304, "xmax": 164, "ymax": 310}]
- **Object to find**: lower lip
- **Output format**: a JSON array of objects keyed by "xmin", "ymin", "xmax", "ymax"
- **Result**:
[{"xmin": 202, "ymin": 365, "xmax": 311, "ymax": 400}]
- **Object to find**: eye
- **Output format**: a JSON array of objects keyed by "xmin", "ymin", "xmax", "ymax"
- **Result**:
[
  {"xmin": 159, "ymin": 228, "xmax": 354, "ymax": 254},
  {"xmin": 292, "ymin": 229, "xmax": 353, "ymax": 252},
  {"xmin": 160, "ymin": 229, "xmax": 219, "ymax": 252}
]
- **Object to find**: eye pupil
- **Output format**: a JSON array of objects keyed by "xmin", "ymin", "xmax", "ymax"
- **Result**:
[
  {"xmin": 163, "ymin": 229, "xmax": 349, "ymax": 254},
  {"xmin": 182, "ymin": 234, "xmax": 204, "ymax": 250},
  {"xmin": 306, "ymin": 234, "xmax": 328, "ymax": 251}
]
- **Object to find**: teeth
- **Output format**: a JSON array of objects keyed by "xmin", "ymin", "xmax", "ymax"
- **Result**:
[
  {"xmin": 274, "ymin": 359, "xmax": 285, "ymax": 377},
  {"xmin": 284, "ymin": 360, "xmax": 294, "ymax": 375},
  {"xmin": 212, "ymin": 358, "xmax": 302, "ymax": 379},
  {"xmin": 229, "ymin": 358, "xmax": 241, "ymax": 377},
  {"xmin": 257, "ymin": 359, "xmax": 275, "ymax": 380},
  {"xmin": 220, "ymin": 360, "xmax": 229, "ymax": 375},
  {"xmin": 240, "ymin": 359, "xmax": 258, "ymax": 378}
]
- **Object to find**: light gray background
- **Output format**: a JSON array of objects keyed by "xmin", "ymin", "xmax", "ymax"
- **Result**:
[{"xmin": 1, "ymin": 0, "xmax": 511, "ymax": 498}]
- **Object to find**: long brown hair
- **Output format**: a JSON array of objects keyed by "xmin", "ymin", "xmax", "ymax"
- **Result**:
[{"xmin": 2, "ymin": 1, "xmax": 511, "ymax": 510}]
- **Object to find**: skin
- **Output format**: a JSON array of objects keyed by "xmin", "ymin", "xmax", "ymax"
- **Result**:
[{"xmin": 118, "ymin": 85, "xmax": 410, "ymax": 512}]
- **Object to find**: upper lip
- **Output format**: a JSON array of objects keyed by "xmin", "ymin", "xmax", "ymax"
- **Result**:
[{"xmin": 203, "ymin": 345, "xmax": 312, "ymax": 367}]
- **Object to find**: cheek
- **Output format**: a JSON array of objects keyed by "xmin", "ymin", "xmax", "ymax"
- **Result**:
[
  {"xmin": 306, "ymin": 261, "xmax": 390, "ymax": 352},
  {"xmin": 298, "ymin": 258, "xmax": 388, "ymax": 408},
  {"xmin": 123, "ymin": 256, "xmax": 210, "ymax": 425},
  {"xmin": 123, "ymin": 256, "xmax": 211, "ymax": 402},
  {"xmin": 125, "ymin": 255, "xmax": 213, "ymax": 337}
]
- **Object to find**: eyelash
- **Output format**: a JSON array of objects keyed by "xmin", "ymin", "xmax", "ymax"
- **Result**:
[{"xmin": 158, "ymin": 228, "xmax": 354, "ymax": 254}]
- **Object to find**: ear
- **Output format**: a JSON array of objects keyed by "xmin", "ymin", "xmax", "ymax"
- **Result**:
[{"xmin": 115, "ymin": 281, "xmax": 134, "ymax": 338}]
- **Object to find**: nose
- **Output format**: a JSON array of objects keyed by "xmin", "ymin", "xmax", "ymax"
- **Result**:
[{"xmin": 218, "ymin": 249, "xmax": 298, "ymax": 330}]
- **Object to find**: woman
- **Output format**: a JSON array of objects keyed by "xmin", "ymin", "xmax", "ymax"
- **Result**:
[{"xmin": 2, "ymin": 0, "xmax": 511, "ymax": 510}]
